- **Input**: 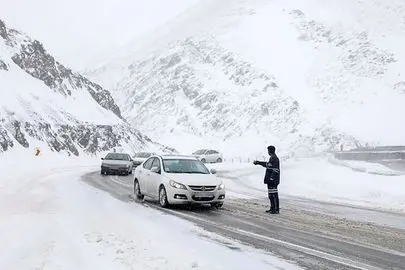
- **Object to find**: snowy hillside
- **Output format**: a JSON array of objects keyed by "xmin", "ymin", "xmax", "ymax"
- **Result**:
[
  {"xmin": 0, "ymin": 0, "xmax": 202, "ymax": 69},
  {"xmin": 0, "ymin": 19, "xmax": 170, "ymax": 156},
  {"xmin": 88, "ymin": 0, "xmax": 405, "ymax": 157}
]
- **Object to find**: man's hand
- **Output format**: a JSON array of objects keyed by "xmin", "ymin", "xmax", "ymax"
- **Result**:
[{"xmin": 253, "ymin": 160, "xmax": 259, "ymax": 165}]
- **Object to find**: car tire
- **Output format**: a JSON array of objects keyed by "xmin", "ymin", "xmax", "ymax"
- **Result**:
[
  {"xmin": 216, "ymin": 158, "xmax": 223, "ymax": 163},
  {"xmin": 159, "ymin": 186, "xmax": 169, "ymax": 208},
  {"xmin": 134, "ymin": 180, "xmax": 144, "ymax": 200},
  {"xmin": 101, "ymin": 169, "xmax": 105, "ymax": 175}
]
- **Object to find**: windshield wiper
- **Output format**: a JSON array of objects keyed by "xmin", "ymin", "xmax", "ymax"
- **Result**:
[{"xmin": 184, "ymin": 171, "xmax": 208, "ymax": 174}]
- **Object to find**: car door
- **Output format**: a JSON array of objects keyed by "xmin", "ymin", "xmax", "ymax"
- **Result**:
[
  {"xmin": 139, "ymin": 157, "xmax": 154, "ymax": 194},
  {"xmin": 147, "ymin": 157, "xmax": 162, "ymax": 198},
  {"xmin": 206, "ymin": 150, "xmax": 215, "ymax": 162},
  {"xmin": 212, "ymin": 150, "xmax": 220, "ymax": 161}
]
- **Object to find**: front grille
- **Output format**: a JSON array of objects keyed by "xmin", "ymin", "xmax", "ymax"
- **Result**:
[
  {"xmin": 192, "ymin": 196, "xmax": 215, "ymax": 202},
  {"xmin": 106, "ymin": 164, "xmax": 124, "ymax": 168},
  {"xmin": 188, "ymin": 185, "xmax": 216, "ymax": 191}
]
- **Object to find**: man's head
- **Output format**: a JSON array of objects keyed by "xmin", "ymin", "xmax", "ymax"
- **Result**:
[{"xmin": 267, "ymin": 145, "xmax": 276, "ymax": 155}]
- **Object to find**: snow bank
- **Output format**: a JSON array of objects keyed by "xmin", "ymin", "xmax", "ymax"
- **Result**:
[
  {"xmin": 217, "ymin": 158, "xmax": 405, "ymax": 212},
  {"xmin": 0, "ymin": 150, "xmax": 300, "ymax": 270},
  {"xmin": 328, "ymin": 157, "xmax": 404, "ymax": 176}
]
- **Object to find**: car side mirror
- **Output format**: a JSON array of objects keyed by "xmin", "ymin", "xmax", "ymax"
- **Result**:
[
  {"xmin": 101, "ymin": 158, "xmax": 104, "ymax": 160},
  {"xmin": 210, "ymin": 169, "xmax": 217, "ymax": 174},
  {"xmin": 151, "ymin": 167, "xmax": 161, "ymax": 174}
]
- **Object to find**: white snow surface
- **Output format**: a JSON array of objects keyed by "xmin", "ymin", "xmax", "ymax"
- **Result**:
[
  {"xmin": 208, "ymin": 158, "xmax": 405, "ymax": 213},
  {"xmin": 0, "ymin": 150, "xmax": 301, "ymax": 270},
  {"xmin": 88, "ymin": 0, "xmax": 405, "ymax": 157}
]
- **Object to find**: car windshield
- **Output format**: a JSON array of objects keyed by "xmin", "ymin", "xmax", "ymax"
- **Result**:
[
  {"xmin": 192, "ymin": 149, "xmax": 207, "ymax": 155},
  {"xmin": 105, "ymin": 153, "xmax": 129, "ymax": 160},
  {"xmin": 162, "ymin": 159, "xmax": 210, "ymax": 174},
  {"xmin": 134, "ymin": 152, "xmax": 151, "ymax": 158}
]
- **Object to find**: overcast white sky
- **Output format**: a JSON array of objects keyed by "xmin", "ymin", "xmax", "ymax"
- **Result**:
[{"xmin": 0, "ymin": 0, "xmax": 200, "ymax": 70}]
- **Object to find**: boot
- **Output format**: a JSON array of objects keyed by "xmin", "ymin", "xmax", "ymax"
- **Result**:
[{"xmin": 274, "ymin": 192, "xmax": 280, "ymax": 214}]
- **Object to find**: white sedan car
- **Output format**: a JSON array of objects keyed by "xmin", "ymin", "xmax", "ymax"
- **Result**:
[
  {"xmin": 192, "ymin": 149, "xmax": 223, "ymax": 163},
  {"xmin": 101, "ymin": 152, "xmax": 133, "ymax": 175},
  {"xmin": 133, "ymin": 155, "xmax": 225, "ymax": 208}
]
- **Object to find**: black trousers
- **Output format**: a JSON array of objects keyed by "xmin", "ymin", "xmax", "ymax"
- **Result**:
[{"xmin": 267, "ymin": 183, "xmax": 279, "ymax": 211}]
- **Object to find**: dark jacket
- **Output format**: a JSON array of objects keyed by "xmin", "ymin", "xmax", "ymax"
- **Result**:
[{"xmin": 256, "ymin": 154, "xmax": 280, "ymax": 185}]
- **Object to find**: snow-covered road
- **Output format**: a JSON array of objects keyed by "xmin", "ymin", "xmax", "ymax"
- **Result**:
[
  {"xmin": 1, "ymin": 152, "xmax": 405, "ymax": 270},
  {"xmin": 0, "ymin": 164, "xmax": 300, "ymax": 270},
  {"xmin": 82, "ymin": 170, "xmax": 405, "ymax": 270}
]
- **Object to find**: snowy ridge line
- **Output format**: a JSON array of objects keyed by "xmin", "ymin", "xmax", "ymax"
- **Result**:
[{"xmin": 0, "ymin": 19, "xmax": 175, "ymax": 155}]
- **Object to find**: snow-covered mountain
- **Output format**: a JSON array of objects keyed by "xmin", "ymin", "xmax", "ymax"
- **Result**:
[
  {"xmin": 0, "ymin": 0, "xmax": 202, "ymax": 70},
  {"xmin": 88, "ymin": 0, "xmax": 405, "ymax": 157},
  {"xmin": 0, "ymin": 19, "xmax": 171, "ymax": 156}
]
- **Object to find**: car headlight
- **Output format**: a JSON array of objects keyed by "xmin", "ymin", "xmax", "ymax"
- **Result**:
[
  {"xmin": 218, "ymin": 183, "xmax": 225, "ymax": 190},
  {"xmin": 169, "ymin": 180, "xmax": 187, "ymax": 190}
]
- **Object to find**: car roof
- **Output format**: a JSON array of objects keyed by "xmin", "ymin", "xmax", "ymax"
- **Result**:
[{"xmin": 158, "ymin": 155, "xmax": 198, "ymax": 160}]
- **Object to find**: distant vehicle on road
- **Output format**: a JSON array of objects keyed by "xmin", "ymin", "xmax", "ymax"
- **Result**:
[
  {"xmin": 133, "ymin": 155, "xmax": 225, "ymax": 208},
  {"xmin": 192, "ymin": 149, "xmax": 223, "ymax": 163},
  {"xmin": 132, "ymin": 152, "xmax": 154, "ymax": 167},
  {"xmin": 101, "ymin": 153, "xmax": 133, "ymax": 176}
]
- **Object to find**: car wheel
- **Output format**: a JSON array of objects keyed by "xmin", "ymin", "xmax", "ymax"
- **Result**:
[
  {"xmin": 201, "ymin": 158, "xmax": 206, "ymax": 163},
  {"xmin": 134, "ymin": 180, "xmax": 144, "ymax": 200},
  {"xmin": 101, "ymin": 169, "xmax": 105, "ymax": 175},
  {"xmin": 159, "ymin": 186, "xmax": 169, "ymax": 208},
  {"xmin": 216, "ymin": 158, "xmax": 222, "ymax": 163}
]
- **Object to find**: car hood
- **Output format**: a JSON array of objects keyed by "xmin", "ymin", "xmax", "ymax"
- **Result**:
[
  {"xmin": 166, "ymin": 173, "xmax": 221, "ymax": 186},
  {"xmin": 102, "ymin": 160, "xmax": 130, "ymax": 166}
]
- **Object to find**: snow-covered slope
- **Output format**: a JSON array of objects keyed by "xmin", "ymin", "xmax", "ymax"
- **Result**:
[
  {"xmin": 89, "ymin": 0, "xmax": 405, "ymax": 157},
  {"xmin": 0, "ymin": 0, "xmax": 202, "ymax": 69},
  {"xmin": 0, "ymin": 19, "xmax": 171, "ymax": 156}
]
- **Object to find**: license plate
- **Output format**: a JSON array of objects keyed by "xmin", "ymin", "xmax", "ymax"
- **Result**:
[{"xmin": 194, "ymin": 192, "xmax": 214, "ymax": 198}]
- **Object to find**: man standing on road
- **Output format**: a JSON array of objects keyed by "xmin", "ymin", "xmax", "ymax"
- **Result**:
[{"xmin": 253, "ymin": 145, "xmax": 280, "ymax": 214}]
